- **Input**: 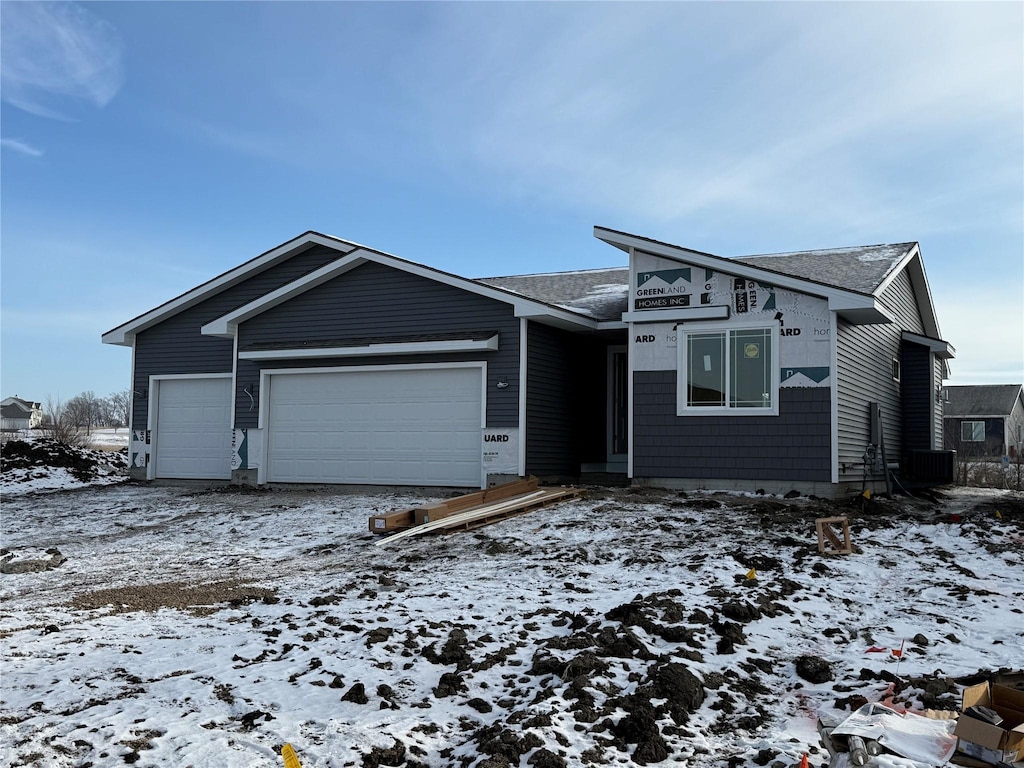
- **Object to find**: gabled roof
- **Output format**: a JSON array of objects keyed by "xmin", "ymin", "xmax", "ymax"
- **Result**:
[
  {"xmin": 104, "ymin": 232, "xmax": 616, "ymax": 347},
  {"xmin": 943, "ymin": 384, "xmax": 1024, "ymax": 418},
  {"xmin": 102, "ymin": 232, "xmax": 359, "ymax": 346},
  {"xmin": 1, "ymin": 403, "xmax": 32, "ymax": 419},
  {"xmin": 594, "ymin": 227, "xmax": 946, "ymax": 340},
  {"xmin": 197, "ymin": 234, "xmax": 608, "ymax": 341},
  {"xmin": 0, "ymin": 396, "xmax": 40, "ymax": 411},
  {"xmin": 477, "ymin": 268, "xmax": 629, "ymax": 322}
]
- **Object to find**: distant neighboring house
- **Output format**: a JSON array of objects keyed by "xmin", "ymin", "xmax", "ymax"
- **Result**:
[
  {"xmin": 0, "ymin": 396, "xmax": 44, "ymax": 431},
  {"xmin": 102, "ymin": 227, "xmax": 954, "ymax": 496},
  {"xmin": 943, "ymin": 384, "xmax": 1024, "ymax": 459}
]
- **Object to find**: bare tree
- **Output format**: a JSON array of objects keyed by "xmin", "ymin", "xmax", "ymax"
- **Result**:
[
  {"xmin": 65, "ymin": 391, "xmax": 104, "ymax": 434},
  {"xmin": 107, "ymin": 390, "xmax": 131, "ymax": 430},
  {"xmin": 42, "ymin": 395, "xmax": 88, "ymax": 447}
]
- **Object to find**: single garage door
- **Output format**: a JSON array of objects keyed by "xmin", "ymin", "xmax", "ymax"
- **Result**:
[
  {"xmin": 154, "ymin": 377, "xmax": 233, "ymax": 480},
  {"xmin": 268, "ymin": 367, "xmax": 483, "ymax": 486}
]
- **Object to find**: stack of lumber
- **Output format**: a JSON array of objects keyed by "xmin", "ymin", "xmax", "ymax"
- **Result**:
[{"xmin": 368, "ymin": 477, "xmax": 581, "ymax": 546}]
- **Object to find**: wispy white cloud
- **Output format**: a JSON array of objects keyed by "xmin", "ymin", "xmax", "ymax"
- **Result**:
[
  {"xmin": 0, "ymin": 138, "xmax": 44, "ymax": 157},
  {"xmin": 0, "ymin": 1, "xmax": 125, "ymax": 119},
  {"xmin": 394, "ymin": 3, "xmax": 1022, "ymax": 238}
]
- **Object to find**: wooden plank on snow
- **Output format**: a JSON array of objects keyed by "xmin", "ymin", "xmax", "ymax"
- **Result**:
[
  {"xmin": 373, "ymin": 486, "xmax": 579, "ymax": 547},
  {"xmin": 371, "ymin": 477, "xmax": 540, "ymax": 532}
]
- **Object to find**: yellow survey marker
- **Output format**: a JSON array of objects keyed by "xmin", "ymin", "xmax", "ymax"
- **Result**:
[{"xmin": 282, "ymin": 743, "xmax": 302, "ymax": 768}]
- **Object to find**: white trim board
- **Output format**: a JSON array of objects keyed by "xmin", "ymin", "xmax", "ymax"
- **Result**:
[{"xmin": 239, "ymin": 335, "xmax": 499, "ymax": 361}]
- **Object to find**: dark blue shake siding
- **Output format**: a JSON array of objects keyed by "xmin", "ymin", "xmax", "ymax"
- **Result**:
[
  {"xmin": 633, "ymin": 371, "xmax": 831, "ymax": 481},
  {"xmin": 132, "ymin": 245, "xmax": 345, "ymax": 428},
  {"xmin": 234, "ymin": 261, "xmax": 521, "ymax": 430}
]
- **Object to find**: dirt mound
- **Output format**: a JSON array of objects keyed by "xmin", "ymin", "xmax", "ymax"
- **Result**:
[{"xmin": 1, "ymin": 438, "xmax": 127, "ymax": 482}]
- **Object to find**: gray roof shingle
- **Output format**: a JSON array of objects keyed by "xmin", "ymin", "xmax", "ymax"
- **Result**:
[
  {"xmin": 943, "ymin": 384, "xmax": 1024, "ymax": 417},
  {"xmin": 734, "ymin": 243, "xmax": 916, "ymax": 295},
  {"xmin": 477, "ymin": 268, "xmax": 630, "ymax": 322}
]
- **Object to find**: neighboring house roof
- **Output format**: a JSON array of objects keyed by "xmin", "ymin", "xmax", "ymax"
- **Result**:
[
  {"xmin": 943, "ymin": 384, "xmax": 1024, "ymax": 418},
  {"xmin": 1, "ymin": 404, "xmax": 31, "ymax": 420},
  {"xmin": 477, "ymin": 268, "xmax": 630, "ymax": 322},
  {"xmin": 1, "ymin": 396, "xmax": 41, "ymax": 411}
]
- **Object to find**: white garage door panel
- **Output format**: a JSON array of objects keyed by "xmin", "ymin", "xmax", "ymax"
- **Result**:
[
  {"xmin": 268, "ymin": 368, "xmax": 482, "ymax": 486},
  {"xmin": 155, "ymin": 378, "xmax": 232, "ymax": 480}
]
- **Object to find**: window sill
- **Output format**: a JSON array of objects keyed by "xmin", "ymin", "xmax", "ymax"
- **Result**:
[{"xmin": 676, "ymin": 406, "xmax": 779, "ymax": 417}]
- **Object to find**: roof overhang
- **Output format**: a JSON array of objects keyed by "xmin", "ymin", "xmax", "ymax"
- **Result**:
[
  {"xmin": 902, "ymin": 331, "xmax": 956, "ymax": 359},
  {"xmin": 101, "ymin": 232, "xmax": 358, "ymax": 347},
  {"xmin": 594, "ymin": 226, "xmax": 893, "ymax": 325},
  {"xmin": 877, "ymin": 244, "xmax": 944, "ymax": 341}
]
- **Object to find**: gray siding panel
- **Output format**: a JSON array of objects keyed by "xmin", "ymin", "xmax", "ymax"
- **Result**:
[
  {"xmin": 881, "ymin": 269, "xmax": 925, "ymax": 335},
  {"xmin": 235, "ymin": 261, "xmax": 520, "ymax": 429},
  {"xmin": 836, "ymin": 319, "xmax": 902, "ymax": 478},
  {"xmin": 632, "ymin": 371, "xmax": 831, "ymax": 482},
  {"xmin": 133, "ymin": 245, "xmax": 344, "ymax": 427},
  {"xmin": 836, "ymin": 266, "xmax": 927, "ymax": 480}
]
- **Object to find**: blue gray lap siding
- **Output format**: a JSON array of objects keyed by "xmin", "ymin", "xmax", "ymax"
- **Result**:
[
  {"xmin": 632, "ymin": 372, "xmax": 831, "ymax": 482},
  {"xmin": 132, "ymin": 244, "xmax": 346, "ymax": 428},
  {"xmin": 234, "ymin": 261, "xmax": 521, "ymax": 430},
  {"xmin": 901, "ymin": 341, "xmax": 933, "ymax": 452}
]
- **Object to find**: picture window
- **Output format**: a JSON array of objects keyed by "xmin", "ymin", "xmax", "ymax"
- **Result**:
[{"xmin": 676, "ymin": 324, "xmax": 778, "ymax": 415}]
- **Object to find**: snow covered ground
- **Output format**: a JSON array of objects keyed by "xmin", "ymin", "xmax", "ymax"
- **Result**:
[{"xmin": 1, "ymin": 456, "xmax": 1022, "ymax": 768}]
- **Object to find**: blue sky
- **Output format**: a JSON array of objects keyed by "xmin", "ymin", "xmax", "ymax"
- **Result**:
[{"xmin": 2, "ymin": 1, "xmax": 1021, "ymax": 403}]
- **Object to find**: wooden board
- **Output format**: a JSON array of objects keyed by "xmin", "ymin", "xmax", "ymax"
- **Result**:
[
  {"xmin": 369, "ymin": 477, "xmax": 540, "ymax": 533},
  {"xmin": 374, "ymin": 487, "xmax": 580, "ymax": 547},
  {"xmin": 816, "ymin": 516, "xmax": 852, "ymax": 555}
]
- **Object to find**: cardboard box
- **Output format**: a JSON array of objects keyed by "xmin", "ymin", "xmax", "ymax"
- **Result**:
[
  {"xmin": 368, "ymin": 509, "xmax": 415, "ymax": 533},
  {"xmin": 955, "ymin": 682, "xmax": 1024, "ymax": 765}
]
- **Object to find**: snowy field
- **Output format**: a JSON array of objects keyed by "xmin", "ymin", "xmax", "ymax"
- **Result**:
[{"xmin": 1, "ymin": 458, "xmax": 1022, "ymax": 768}]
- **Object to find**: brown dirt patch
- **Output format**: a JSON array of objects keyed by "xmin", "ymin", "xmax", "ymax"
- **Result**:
[{"xmin": 68, "ymin": 579, "xmax": 277, "ymax": 615}]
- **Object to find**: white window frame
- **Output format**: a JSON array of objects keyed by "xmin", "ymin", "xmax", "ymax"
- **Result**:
[
  {"xmin": 891, "ymin": 357, "xmax": 901, "ymax": 383},
  {"xmin": 961, "ymin": 420, "xmax": 985, "ymax": 442},
  {"xmin": 676, "ymin": 321, "xmax": 780, "ymax": 416}
]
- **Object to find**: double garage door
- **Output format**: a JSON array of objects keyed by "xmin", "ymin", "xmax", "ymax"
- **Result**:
[{"xmin": 267, "ymin": 367, "xmax": 484, "ymax": 486}]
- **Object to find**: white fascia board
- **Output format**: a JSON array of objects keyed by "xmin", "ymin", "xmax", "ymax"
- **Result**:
[
  {"xmin": 904, "ymin": 249, "xmax": 943, "ymax": 340},
  {"xmin": 622, "ymin": 306, "xmax": 730, "ymax": 324},
  {"xmin": 595, "ymin": 226, "xmax": 879, "ymax": 314},
  {"xmin": 203, "ymin": 248, "xmax": 599, "ymax": 339},
  {"xmin": 102, "ymin": 233, "xmax": 358, "ymax": 346},
  {"xmin": 873, "ymin": 245, "xmax": 942, "ymax": 341},
  {"xmin": 831, "ymin": 297, "xmax": 894, "ymax": 325},
  {"xmin": 901, "ymin": 330, "xmax": 956, "ymax": 359},
  {"xmin": 515, "ymin": 307, "xmax": 599, "ymax": 331},
  {"xmin": 239, "ymin": 335, "xmax": 499, "ymax": 361}
]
